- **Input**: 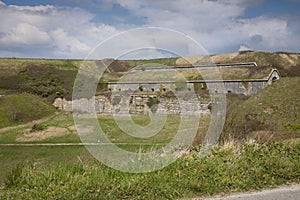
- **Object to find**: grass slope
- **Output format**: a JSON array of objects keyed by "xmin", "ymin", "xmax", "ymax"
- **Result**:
[
  {"xmin": 223, "ymin": 77, "xmax": 300, "ymax": 141},
  {"xmin": 0, "ymin": 93, "xmax": 56, "ymax": 129},
  {"xmin": 177, "ymin": 51, "xmax": 300, "ymax": 77},
  {"xmin": 218, "ymin": 51, "xmax": 300, "ymax": 77},
  {"xmin": 0, "ymin": 59, "xmax": 79, "ymax": 101},
  {"xmin": 0, "ymin": 141, "xmax": 299, "ymax": 199},
  {"xmin": 0, "ymin": 145, "xmax": 94, "ymax": 185}
]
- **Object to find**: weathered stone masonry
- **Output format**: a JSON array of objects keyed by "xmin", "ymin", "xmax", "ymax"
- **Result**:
[{"xmin": 53, "ymin": 92, "xmax": 211, "ymax": 115}]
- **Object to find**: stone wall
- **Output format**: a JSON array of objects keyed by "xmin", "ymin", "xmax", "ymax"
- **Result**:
[
  {"xmin": 53, "ymin": 93, "xmax": 210, "ymax": 115},
  {"xmin": 108, "ymin": 81, "xmax": 268, "ymax": 96},
  {"xmin": 217, "ymin": 81, "xmax": 267, "ymax": 96}
]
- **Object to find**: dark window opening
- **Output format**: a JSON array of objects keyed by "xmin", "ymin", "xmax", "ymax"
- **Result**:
[{"xmin": 138, "ymin": 85, "xmax": 143, "ymax": 91}]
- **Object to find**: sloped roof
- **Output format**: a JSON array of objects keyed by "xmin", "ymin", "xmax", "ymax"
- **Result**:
[{"xmin": 108, "ymin": 63, "xmax": 277, "ymax": 83}]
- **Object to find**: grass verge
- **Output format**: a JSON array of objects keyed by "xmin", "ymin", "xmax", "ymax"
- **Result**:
[{"xmin": 0, "ymin": 141, "xmax": 299, "ymax": 199}]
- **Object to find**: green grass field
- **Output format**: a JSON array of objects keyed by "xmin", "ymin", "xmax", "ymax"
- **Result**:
[
  {"xmin": 0, "ymin": 112, "xmax": 209, "ymax": 183},
  {"xmin": 0, "ymin": 146, "xmax": 93, "ymax": 183},
  {"xmin": 0, "ymin": 111, "xmax": 299, "ymax": 199}
]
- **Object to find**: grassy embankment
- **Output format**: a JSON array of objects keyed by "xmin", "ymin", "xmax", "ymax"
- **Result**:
[
  {"xmin": 0, "ymin": 140, "xmax": 299, "ymax": 199},
  {"xmin": 222, "ymin": 77, "xmax": 300, "ymax": 142},
  {"xmin": 0, "ymin": 93, "xmax": 56, "ymax": 129}
]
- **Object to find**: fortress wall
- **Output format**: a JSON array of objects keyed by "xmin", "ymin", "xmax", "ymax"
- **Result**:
[
  {"xmin": 53, "ymin": 93, "xmax": 210, "ymax": 115},
  {"xmin": 109, "ymin": 80, "xmax": 269, "ymax": 96},
  {"xmin": 222, "ymin": 81, "xmax": 267, "ymax": 95},
  {"xmin": 54, "ymin": 70, "xmax": 280, "ymax": 115}
]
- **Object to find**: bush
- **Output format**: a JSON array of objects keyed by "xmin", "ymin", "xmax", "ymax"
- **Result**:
[
  {"xmin": 30, "ymin": 124, "xmax": 45, "ymax": 132},
  {"xmin": 146, "ymin": 97, "xmax": 160, "ymax": 113}
]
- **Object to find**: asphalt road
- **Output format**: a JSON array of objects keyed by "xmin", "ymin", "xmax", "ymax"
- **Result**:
[{"xmin": 201, "ymin": 184, "xmax": 300, "ymax": 200}]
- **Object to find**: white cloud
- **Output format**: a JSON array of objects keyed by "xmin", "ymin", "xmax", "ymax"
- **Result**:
[
  {"xmin": 239, "ymin": 45, "xmax": 251, "ymax": 51},
  {"xmin": 49, "ymin": 28, "xmax": 91, "ymax": 57},
  {"xmin": 113, "ymin": 0, "xmax": 300, "ymax": 54},
  {"xmin": 0, "ymin": 23, "xmax": 50, "ymax": 45},
  {"xmin": 0, "ymin": 1, "xmax": 5, "ymax": 7},
  {"xmin": 7, "ymin": 4, "xmax": 55, "ymax": 12},
  {"xmin": 0, "ymin": 0, "xmax": 299, "ymax": 58},
  {"xmin": 0, "ymin": 3, "xmax": 121, "ymax": 58}
]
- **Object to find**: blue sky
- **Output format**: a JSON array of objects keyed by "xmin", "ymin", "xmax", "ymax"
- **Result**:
[{"xmin": 0, "ymin": 0, "xmax": 299, "ymax": 58}]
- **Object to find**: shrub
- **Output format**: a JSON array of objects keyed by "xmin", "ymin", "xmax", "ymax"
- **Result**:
[
  {"xmin": 146, "ymin": 97, "xmax": 160, "ymax": 113},
  {"xmin": 30, "ymin": 124, "xmax": 45, "ymax": 132}
]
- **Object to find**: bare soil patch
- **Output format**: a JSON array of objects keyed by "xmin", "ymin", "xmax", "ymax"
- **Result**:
[
  {"xmin": 279, "ymin": 53, "xmax": 297, "ymax": 67},
  {"xmin": 16, "ymin": 126, "xmax": 72, "ymax": 142},
  {"xmin": 175, "ymin": 52, "xmax": 240, "ymax": 65}
]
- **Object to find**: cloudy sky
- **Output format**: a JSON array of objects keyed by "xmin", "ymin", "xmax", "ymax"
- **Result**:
[{"xmin": 0, "ymin": 0, "xmax": 299, "ymax": 59}]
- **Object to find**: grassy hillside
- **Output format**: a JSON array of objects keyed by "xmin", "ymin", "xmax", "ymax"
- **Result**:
[
  {"xmin": 0, "ymin": 141, "xmax": 299, "ymax": 199},
  {"xmin": 0, "ymin": 93, "xmax": 56, "ymax": 129},
  {"xmin": 222, "ymin": 77, "xmax": 300, "ymax": 142},
  {"xmin": 177, "ymin": 51, "xmax": 300, "ymax": 76},
  {"xmin": 0, "ymin": 57, "xmax": 178, "ymax": 100},
  {"xmin": 0, "ymin": 58, "xmax": 79, "ymax": 101}
]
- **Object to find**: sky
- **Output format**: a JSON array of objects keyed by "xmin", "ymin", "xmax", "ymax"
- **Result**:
[{"xmin": 0, "ymin": 0, "xmax": 299, "ymax": 59}]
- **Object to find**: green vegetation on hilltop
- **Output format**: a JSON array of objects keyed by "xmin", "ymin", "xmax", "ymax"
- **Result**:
[
  {"xmin": 0, "ymin": 141, "xmax": 299, "ymax": 199},
  {"xmin": 0, "ymin": 59, "xmax": 79, "ymax": 101},
  {"xmin": 0, "ymin": 93, "xmax": 56, "ymax": 129},
  {"xmin": 0, "ymin": 57, "xmax": 179, "ymax": 100},
  {"xmin": 0, "ymin": 58, "xmax": 80, "ymax": 71}
]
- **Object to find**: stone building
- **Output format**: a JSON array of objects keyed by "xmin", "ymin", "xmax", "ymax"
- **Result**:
[
  {"xmin": 54, "ymin": 63, "xmax": 280, "ymax": 115},
  {"xmin": 108, "ymin": 67, "xmax": 280, "ymax": 96}
]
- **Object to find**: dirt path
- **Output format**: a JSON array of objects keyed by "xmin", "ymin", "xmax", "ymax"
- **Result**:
[
  {"xmin": 16, "ymin": 126, "xmax": 75, "ymax": 142},
  {"xmin": 0, "ymin": 114, "xmax": 58, "ymax": 134}
]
